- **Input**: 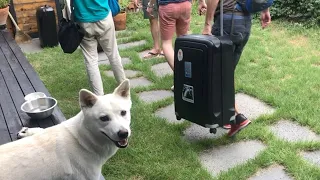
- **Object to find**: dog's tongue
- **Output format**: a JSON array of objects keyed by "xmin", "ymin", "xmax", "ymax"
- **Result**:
[{"xmin": 119, "ymin": 139, "xmax": 128, "ymax": 146}]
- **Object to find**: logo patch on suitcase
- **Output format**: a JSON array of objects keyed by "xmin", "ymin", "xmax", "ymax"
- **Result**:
[
  {"xmin": 184, "ymin": 61, "xmax": 192, "ymax": 78},
  {"xmin": 182, "ymin": 84, "xmax": 194, "ymax": 103},
  {"xmin": 177, "ymin": 49, "xmax": 183, "ymax": 61}
]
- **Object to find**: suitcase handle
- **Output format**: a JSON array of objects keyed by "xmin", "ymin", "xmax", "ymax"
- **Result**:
[
  {"xmin": 219, "ymin": 0, "xmax": 236, "ymax": 36},
  {"xmin": 220, "ymin": 0, "xmax": 224, "ymax": 36}
]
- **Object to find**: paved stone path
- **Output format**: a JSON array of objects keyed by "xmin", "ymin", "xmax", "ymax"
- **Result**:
[
  {"xmin": 121, "ymin": 39, "xmax": 318, "ymax": 179},
  {"xmin": 235, "ymin": 93, "xmax": 275, "ymax": 120},
  {"xmin": 104, "ymin": 70, "xmax": 141, "ymax": 79},
  {"xmin": 137, "ymin": 90, "xmax": 173, "ymax": 103},
  {"xmin": 301, "ymin": 150, "xmax": 320, "ymax": 167},
  {"xmin": 151, "ymin": 62, "xmax": 173, "ymax": 78},
  {"xmin": 19, "ymin": 38, "xmax": 42, "ymax": 54},
  {"xmin": 200, "ymin": 141, "xmax": 267, "ymax": 176},
  {"xmin": 21, "ymin": 32, "xmax": 319, "ymax": 179},
  {"xmin": 99, "ymin": 56, "xmax": 131, "ymax": 66},
  {"xmin": 118, "ymin": 40, "xmax": 146, "ymax": 50},
  {"xmin": 129, "ymin": 77, "xmax": 153, "ymax": 88},
  {"xmin": 155, "ymin": 103, "xmax": 184, "ymax": 124},
  {"xmin": 270, "ymin": 120, "xmax": 320, "ymax": 142},
  {"xmin": 249, "ymin": 165, "xmax": 293, "ymax": 180}
]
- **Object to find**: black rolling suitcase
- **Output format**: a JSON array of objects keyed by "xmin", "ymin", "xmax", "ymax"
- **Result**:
[
  {"xmin": 36, "ymin": 5, "xmax": 59, "ymax": 48},
  {"xmin": 174, "ymin": 1, "xmax": 236, "ymax": 134}
]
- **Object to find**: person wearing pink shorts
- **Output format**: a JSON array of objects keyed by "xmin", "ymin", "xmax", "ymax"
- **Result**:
[{"xmin": 147, "ymin": 0, "xmax": 192, "ymax": 73}]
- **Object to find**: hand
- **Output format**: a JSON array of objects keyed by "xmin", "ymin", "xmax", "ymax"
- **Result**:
[
  {"xmin": 202, "ymin": 24, "xmax": 212, "ymax": 35},
  {"xmin": 260, "ymin": 8, "xmax": 271, "ymax": 29},
  {"xmin": 147, "ymin": 6, "xmax": 154, "ymax": 18},
  {"xmin": 133, "ymin": 0, "xmax": 139, "ymax": 8},
  {"xmin": 198, "ymin": 1, "xmax": 207, "ymax": 16}
]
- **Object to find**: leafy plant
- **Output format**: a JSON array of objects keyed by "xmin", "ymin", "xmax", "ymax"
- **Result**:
[
  {"xmin": 0, "ymin": 0, "xmax": 9, "ymax": 9},
  {"xmin": 270, "ymin": 0, "xmax": 320, "ymax": 27},
  {"xmin": 119, "ymin": 0, "xmax": 129, "ymax": 11}
]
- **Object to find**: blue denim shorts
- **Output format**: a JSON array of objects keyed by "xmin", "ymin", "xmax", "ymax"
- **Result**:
[{"xmin": 212, "ymin": 14, "xmax": 252, "ymax": 68}]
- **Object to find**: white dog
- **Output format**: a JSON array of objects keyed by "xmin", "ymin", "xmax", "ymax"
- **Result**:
[{"xmin": 0, "ymin": 79, "xmax": 132, "ymax": 180}]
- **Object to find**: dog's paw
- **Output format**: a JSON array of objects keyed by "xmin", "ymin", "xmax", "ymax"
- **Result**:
[{"xmin": 17, "ymin": 127, "xmax": 44, "ymax": 139}]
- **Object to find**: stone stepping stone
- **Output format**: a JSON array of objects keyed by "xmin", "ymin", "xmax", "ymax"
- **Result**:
[
  {"xmin": 248, "ymin": 165, "xmax": 293, "ymax": 180},
  {"xmin": 116, "ymin": 30, "xmax": 133, "ymax": 37},
  {"xmin": 151, "ymin": 62, "xmax": 173, "ymax": 78},
  {"xmin": 155, "ymin": 104, "xmax": 183, "ymax": 124},
  {"xmin": 117, "ymin": 37, "xmax": 132, "ymax": 44},
  {"xmin": 270, "ymin": 120, "xmax": 320, "ymax": 142},
  {"xmin": 182, "ymin": 93, "xmax": 275, "ymax": 141},
  {"xmin": 199, "ymin": 140, "xmax": 266, "ymax": 177},
  {"xmin": 19, "ymin": 38, "xmax": 42, "ymax": 54},
  {"xmin": 104, "ymin": 70, "xmax": 140, "ymax": 79},
  {"xmin": 118, "ymin": 40, "xmax": 146, "ymax": 50},
  {"xmin": 301, "ymin": 150, "xmax": 320, "ymax": 167},
  {"xmin": 98, "ymin": 52, "xmax": 108, "ymax": 61},
  {"xmin": 137, "ymin": 90, "xmax": 173, "ymax": 103},
  {"xmin": 98, "ymin": 57, "xmax": 131, "ymax": 65},
  {"xmin": 183, "ymin": 124, "xmax": 227, "ymax": 142},
  {"xmin": 129, "ymin": 77, "xmax": 153, "ymax": 88},
  {"xmin": 235, "ymin": 93, "xmax": 275, "ymax": 121}
]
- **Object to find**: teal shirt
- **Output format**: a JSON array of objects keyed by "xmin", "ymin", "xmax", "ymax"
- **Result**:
[{"xmin": 73, "ymin": 0, "xmax": 110, "ymax": 22}]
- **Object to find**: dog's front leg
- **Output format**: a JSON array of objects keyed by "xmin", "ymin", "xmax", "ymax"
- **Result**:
[{"xmin": 17, "ymin": 127, "xmax": 45, "ymax": 139}]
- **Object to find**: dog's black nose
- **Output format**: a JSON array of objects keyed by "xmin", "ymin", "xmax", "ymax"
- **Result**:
[{"xmin": 118, "ymin": 130, "xmax": 128, "ymax": 139}]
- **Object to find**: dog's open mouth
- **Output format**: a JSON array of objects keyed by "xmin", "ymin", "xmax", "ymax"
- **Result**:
[{"xmin": 101, "ymin": 131, "xmax": 128, "ymax": 148}]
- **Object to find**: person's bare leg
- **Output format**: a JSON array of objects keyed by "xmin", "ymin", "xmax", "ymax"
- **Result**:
[
  {"xmin": 162, "ymin": 39, "xmax": 174, "ymax": 70},
  {"xmin": 144, "ymin": 18, "xmax": 162, "ymax": 58},
  {"xmin": 150, "ymin": 17, "xmax": 161, "ymax": 53}
]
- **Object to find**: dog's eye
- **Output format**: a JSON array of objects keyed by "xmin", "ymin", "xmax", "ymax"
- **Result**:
[
  {"xmin": 120, "ymin": 110, "xmax": 126, "ymax": 116},
  {"xmin": 100, "ymin": 115, "xmax": 110, "ymax": 122}
]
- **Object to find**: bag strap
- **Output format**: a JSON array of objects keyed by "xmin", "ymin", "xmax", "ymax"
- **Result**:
[
  {"xmin": 220, "ymin": 0, "xmax": 235, "ymax": 36},
  {"xmin": 70, "ymin": 0, "xmax": 75, "ymax": 21},
  {"xmin": 219, "ymin": 0, "xmax": 237, "ymax": 36},
  {"xmin": 220, "ymin": 0, "xmax": 224, "ymax": 36},
  {"xmin": 230, "ymin": 5, "xmax": 235, "ymax": 35},
  {"xmin": 63, "ymin": 0, "xmax": 74, "ymax": 21}
]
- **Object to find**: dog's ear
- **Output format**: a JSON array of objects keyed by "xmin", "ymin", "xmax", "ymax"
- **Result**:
[
  {"xmin": 114, "ymin": 79, "xmax": 130, "ymax": 98},
  {"xmin": 79, "ymin": 89, "xmax": 98, "ymax": 108}
]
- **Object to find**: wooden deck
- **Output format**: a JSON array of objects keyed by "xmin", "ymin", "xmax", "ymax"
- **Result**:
[{"xmin": 0, "ymin": 30, "xmax": 66, "ymax": 145}]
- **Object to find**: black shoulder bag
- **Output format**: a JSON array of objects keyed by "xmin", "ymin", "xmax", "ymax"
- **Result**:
[{"xmin": 58, "ymin": 0, "xmax": 84, "ymax": 54}]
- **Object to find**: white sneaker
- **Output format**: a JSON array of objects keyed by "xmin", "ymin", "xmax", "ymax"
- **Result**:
[{"xmin": 171, "ymin": 86, "xmax": 174, "ymax": 92}]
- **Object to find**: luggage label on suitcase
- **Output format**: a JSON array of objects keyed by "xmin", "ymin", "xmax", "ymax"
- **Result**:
[{"xmin": 174, "ymin": 34, "xmax": 236, "ymax": 133}]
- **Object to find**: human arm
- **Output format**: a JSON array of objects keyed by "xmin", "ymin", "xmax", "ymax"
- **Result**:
[
  {"xmin": 260, "ymin": 8, "xmax": 271, "ymax": 29},
  {"xmin": 132, "ymin": 0, "xmax": 139, "ymax": 7},
  {"xmin": 202, "ymin": 0, "xmax": 220, "ymax": 35},
  {"xmin": 198, "ymin": 0, "xmax": 207, "ymax": 16},
  {"xmin": 147, "ymin": 0, "xmax": 157, "ymax": 17}
]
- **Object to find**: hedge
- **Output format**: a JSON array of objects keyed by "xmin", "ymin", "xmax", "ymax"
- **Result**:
[{"xmin": 270, "ymin": 0, "xmax": 320, "ymax": 26}]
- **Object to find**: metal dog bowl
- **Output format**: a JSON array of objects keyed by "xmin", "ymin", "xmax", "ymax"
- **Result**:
[
  {"xmin": 21, "ymin": 97, "xmax": 57, "ymax": 119},
  {"xmin": 24, "ymin": 92, "xmax": 46, "ymax": 102}
]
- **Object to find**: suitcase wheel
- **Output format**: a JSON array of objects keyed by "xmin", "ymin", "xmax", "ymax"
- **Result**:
[{"xmin": 210, "ymin": 128, "xmax": 217, "ymax": 134}]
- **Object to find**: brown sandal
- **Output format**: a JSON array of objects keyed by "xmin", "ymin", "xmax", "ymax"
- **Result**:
[{"xmin": 143, "ymin": 52, "xmax": 160, "ymax": 59}]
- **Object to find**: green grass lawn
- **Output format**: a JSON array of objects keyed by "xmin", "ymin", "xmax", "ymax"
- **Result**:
[{"xmin": 26, "ymin": 7, "xmax": 320, "ymax": 180}]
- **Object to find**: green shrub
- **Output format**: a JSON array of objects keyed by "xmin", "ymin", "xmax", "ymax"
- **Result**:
[
  {"xmin": 0, "ymin": 0, "xmax": 9, "ymax": 9},
  {"xmin": 270, "ymin": 0, "xmax": 320, "ymax": 27}
]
